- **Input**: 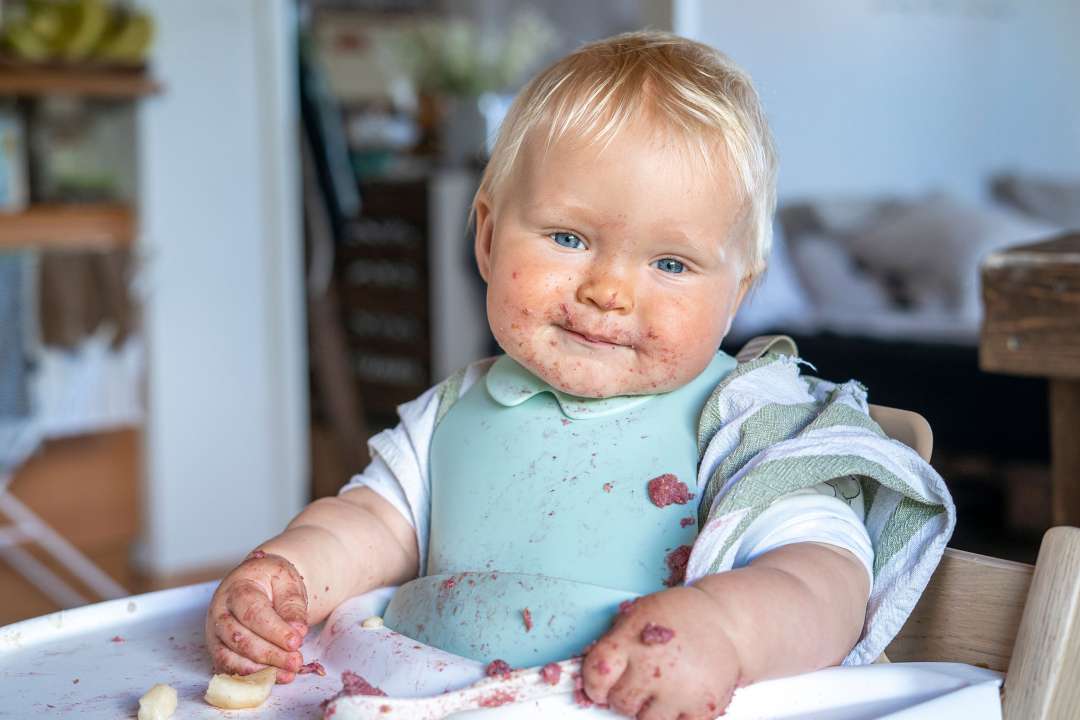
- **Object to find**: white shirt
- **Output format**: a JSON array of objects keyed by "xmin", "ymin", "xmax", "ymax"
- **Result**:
[{"xmin": 341, "ymin": 359, "xmax": 874, "ymax": 587}]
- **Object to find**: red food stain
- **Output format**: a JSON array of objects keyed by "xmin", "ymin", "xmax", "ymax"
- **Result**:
[
  {"xmin": 664, "ymin": 545, "xmax": 692, "ymax": 586},
  {"xmin": 602, "ymin": 482, "xmax": 614, "ymax": 493},
  {"xmin": 522, "ymin": 608, "xmax": 533, "ymax": 632},
  {"xmin": 561, "ymin": 419, "xmax": 571, "ymax": 426},
  {"xmin": 485, "ymin": 659, "xmax": 513, "ymax": 679},
  {"xmin": 641, "ymin": 623, "xmax": 676, "ymax": 645},
  {"xmin": 110, "ymin": 636, "xmax": 124, "ymax": 643},
  {"xmin": 479, "ymin": 690, "xmax": 517, "ymax": 707},
  {"xmin": 680, "ymin": 516, "xmax": 696, "ymax": 528},
  {"xmin": 441, "ymin": 577, "xmax": 456, "ymax": 591},
  {"xmin": 340, "ymin": 670, "xmax": 386, "ymax": 696},
  {"xmin": 647, "ymin": 474, "xmax": 691, "ymax": 507},
  {"xmin": 298, "ymin": 660, "xmax": 327, "ymax": 676},
  {"xmin": 540, "ymin": 662, "xmax": 561, "ymax": 685}
]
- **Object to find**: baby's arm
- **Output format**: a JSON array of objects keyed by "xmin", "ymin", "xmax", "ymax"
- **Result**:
[
  {"xmin": 204, "ymin": 487, "xmax": 419, "ymax": 682},
  {"xmin": 583, "ymin": 541, "xmax": 869, "ymax": 719}
]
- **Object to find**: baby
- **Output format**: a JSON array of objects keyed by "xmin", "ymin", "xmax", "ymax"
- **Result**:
[{"xmin": 205, "ymin": 32, "xmax": 949, "ymax": 719}]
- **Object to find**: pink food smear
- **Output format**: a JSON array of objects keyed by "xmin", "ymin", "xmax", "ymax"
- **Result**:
[
  {"xmin": 479, "ymin": 689, "xmax": 518, "ymax": 707},
  {"xmin": 340, "ymin": 670, "xmax": 386, "ymax": 696},
  {"xmin": 540, "ymin": 662, "xmax": 562, "ymax": 686},
  {"xmin": 522, "ymin": 608, "xmax": 533, "ymax": 632},
  {"xmin": 602, "ymin": 482, "xmax": 614, "ymax": 493},
  {"xmin": 485, "ymin": 659, "xmax": 513, "ymax": 679},
  {"xmin": 298, "ymin": 660, "xmax": 327, "ymax": 676},
  {"xmin": 647, "ymin": 474, "xmax": 694, "ymax": 508},
  {"xmin": 320, "ymin": 670, "xmax": 387, "ymax": 714},
  {"xmin": 680, "ymin": 516, "xmax": 696, "ymax": 528},
  {"xmin": 664, "ymin": 545, "xmax": 692, "ymax": 586},
  {"xmin": 640, "ymin": 623, "xmax": 676, "ymax": 645},
  {"xmin": 109, "ymin": 636, "xmax": 124, "ymax": 643}
]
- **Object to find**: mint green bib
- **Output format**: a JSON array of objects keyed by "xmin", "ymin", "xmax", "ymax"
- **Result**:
[{"xmin": 383, "ymin": 352, "xmax": 736, "ymax": 666}]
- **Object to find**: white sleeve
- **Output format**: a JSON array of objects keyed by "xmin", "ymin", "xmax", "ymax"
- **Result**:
[
  {"xmin": 732, "ymin": 487, "xmax": 875, "ymax": 591},
  {"xmin": 339, "ymin": 359, "xmax": 493, "ymax": 576}
]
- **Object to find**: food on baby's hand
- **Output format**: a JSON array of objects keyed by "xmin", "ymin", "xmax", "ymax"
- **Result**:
[
  {"xmin": 640, "ymin": 622, "xmax": 675, "ymax": 645},
  {"xmin": 360, "ymin": 615, "xmax": 384, "ymax": 629},
  {"xmin": 204, "ymin": 666, "xmax": 277, "ymax": 709},
  {"xmin": 137, "ymin": 683, "xmax": 177, "ymax": 720}
]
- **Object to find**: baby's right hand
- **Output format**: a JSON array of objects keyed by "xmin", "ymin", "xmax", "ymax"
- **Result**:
[{"xmin": 205, "ymin": 551, "xmax": 309, "ymax": 683}]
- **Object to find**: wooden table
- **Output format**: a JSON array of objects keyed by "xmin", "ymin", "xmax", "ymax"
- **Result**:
[{"xmin": 980, "ymin": 233, "xmax": 1080, "ymax": 526}]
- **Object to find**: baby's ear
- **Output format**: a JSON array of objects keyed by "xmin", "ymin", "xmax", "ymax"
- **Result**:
[{"xmin": 473, "ymin": 192, "xmax": 495, "ymax": 283}]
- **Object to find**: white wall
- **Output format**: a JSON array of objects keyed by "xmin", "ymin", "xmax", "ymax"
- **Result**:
[
  {"xmin": 675, "ymin": 0, "xmax": 1080, "ymax": 203},
  {"xmin": 136, "ymin": 0, "xmax": 307, "ymax": 576}
]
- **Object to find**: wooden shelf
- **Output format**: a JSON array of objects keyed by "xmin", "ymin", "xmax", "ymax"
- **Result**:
[
  {"xmin": 0, "ymin": 64, "xmax": 160, "ymax": 98},
  {"xmin": 0, "ymin": 204, "xmax": 135, "ymax": 250}
]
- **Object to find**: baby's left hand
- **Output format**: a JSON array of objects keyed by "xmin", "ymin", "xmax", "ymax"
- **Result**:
[{"xmin": 581, "ymin": 586, "xmax": 742, "ymax": 719}]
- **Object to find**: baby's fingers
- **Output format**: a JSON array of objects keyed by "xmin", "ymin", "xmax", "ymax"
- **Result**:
[
  {"xmin": 606, "ymin": 663, "xmax": 658, "ymax": 719},
  {"xmin": 227, "ymin": 580, "xmax": 303, "ymax": 651},
  {"xmin": 216, "ymin": 612, "xmax": 302, "ymax": 675},
  {"xmin": 581, "ymin": 640, "xmax": 629, "ymax": 707},
  {"xmin": 210, "ymin": 641, "xmax": 296, "ymax": 684},
  {"xmin": 270, "ymin": 572, "xmax": 308, "ymax": 637}
]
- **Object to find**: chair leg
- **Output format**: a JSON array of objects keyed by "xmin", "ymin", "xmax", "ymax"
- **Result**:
[
  {"xmin": 0, "ymin": 544, "xmax": 88, "ymax": 608},
  {"xmin": 0, "ymin": 490, "xmax": 127, "ymax": 602},
  {"xmin": 1003, "ymin": 526, "xmax": 1080, "ymax": 719}
]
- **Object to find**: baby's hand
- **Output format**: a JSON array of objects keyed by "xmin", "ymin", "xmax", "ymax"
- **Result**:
[
  {"xmin": 205, "ymin": 551, "xmax": 309, "ymax": 683},
  {"xmin": 582, "ymin": 587, "xmax": 742, "ymax": 719}
]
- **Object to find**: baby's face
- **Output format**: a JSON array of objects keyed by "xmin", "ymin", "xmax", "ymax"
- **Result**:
[{"xmin": 474, "ymin": 119, "xmax": 750, "ymax": 398}]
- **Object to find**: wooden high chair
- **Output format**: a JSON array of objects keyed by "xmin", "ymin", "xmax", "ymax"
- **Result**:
[{"xmin": 871, "ymin": 403, "xmax": 1080, "ymax": 720}]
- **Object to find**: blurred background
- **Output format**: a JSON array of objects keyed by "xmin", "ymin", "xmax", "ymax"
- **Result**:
[{"xmin": 0, "ymin": 0, "xmax": 1077, "ymax": 625}]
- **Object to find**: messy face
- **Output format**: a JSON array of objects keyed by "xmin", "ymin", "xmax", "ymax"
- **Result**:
[{"xmin": 474, "ymin": 119, "xmax": 750, "ymax": 398}]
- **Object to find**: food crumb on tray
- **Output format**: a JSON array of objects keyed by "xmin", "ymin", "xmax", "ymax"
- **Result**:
[{"xmin": 647, "ymin": 474, "xmax": 694, "ymax": 507}]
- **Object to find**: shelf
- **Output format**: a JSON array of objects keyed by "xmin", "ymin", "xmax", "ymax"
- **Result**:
[
  {"xmin": 0, "ymin": 204, "xmax": 135, "ymax": 250},
  {"xmin": 0, "ymin": 64, "xmax": 160, "ymax": 98}
]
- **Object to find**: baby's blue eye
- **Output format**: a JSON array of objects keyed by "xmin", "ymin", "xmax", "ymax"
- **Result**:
[
  {"xmin": 654, "ymin": 258, "xmax": 685, "ymax": 274},
  {"xmin": 551, "ymin": 232, "xmax": 585, "ymax": 249}
]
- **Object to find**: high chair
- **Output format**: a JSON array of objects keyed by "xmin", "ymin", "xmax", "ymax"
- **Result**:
[{"xmin": 870, "ymin": 402, "xmax": 1080, "ymax": 720}]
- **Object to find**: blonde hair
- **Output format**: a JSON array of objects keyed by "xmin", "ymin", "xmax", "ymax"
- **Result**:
[{"xmin": 472, "ymin": 30, "xmax": 778, "ymax": 279}]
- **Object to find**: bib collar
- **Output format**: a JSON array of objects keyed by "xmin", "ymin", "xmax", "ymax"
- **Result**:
[{"xmin": 484, "ymin": 355, "xmax": 656, "ymax": 419}]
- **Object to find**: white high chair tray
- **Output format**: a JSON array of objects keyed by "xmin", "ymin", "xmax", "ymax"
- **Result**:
[{"xmin": 0, "ymin": 582, "xmax": 1004, "ymax": 719}]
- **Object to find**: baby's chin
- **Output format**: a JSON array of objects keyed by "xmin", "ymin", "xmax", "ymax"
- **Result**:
[{"xmin": 509, "ymin": 352, "xmax": 678, "ymax": 399}]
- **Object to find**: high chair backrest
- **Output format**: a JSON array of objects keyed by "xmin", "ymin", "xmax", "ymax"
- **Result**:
[{"xmin": 868, "ymin": 404, "xmax": 933, "ymax": 462}]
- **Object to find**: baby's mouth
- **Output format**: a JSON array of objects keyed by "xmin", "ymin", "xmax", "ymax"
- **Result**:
[{"xmin": 558, "ymin": 324, "xmax": 631, "ymax": 349}]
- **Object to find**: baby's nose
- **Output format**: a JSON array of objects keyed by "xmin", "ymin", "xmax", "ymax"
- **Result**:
[{"xmin": 576, "ymin": 273, "xmax": 634, "ymax": 314}]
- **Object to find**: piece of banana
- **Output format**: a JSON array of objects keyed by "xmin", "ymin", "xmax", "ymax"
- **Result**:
[
  {"xmin": 137, "ymin": 683, "xmax": 177, "ymax": 720},
  {"xmin": 204, "ymin": 666, "xmax": 277, "ymax": 710}
]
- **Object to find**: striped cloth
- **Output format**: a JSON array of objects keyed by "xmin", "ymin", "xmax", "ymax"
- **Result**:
[{"xmin": 688, "ymin": 351, "xmax": 955, "ymax": 666}]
